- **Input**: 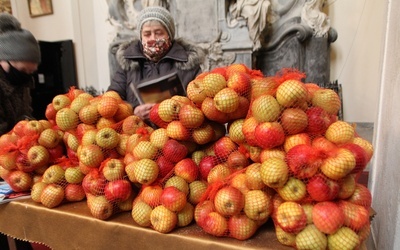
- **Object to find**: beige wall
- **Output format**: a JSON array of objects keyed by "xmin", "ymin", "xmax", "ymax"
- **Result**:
[{"xmin": 327, "ymin": 0, "xmax": 385, "ymax": 122}]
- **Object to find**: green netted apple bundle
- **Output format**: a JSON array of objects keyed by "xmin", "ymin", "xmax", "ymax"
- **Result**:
[
  {"xmin": 195, "ymin": 170, "xmax": 275, "ymax": 240},
  {"xmin": 131, "ymin": 156, "xmax": 206, "ymax": 233},
  {"xmin": 0, "ymin": 120, "xmax": 66, "ymax": 193}
]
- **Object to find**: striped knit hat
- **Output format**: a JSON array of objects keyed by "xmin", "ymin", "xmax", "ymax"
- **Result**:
[
  {"xmin": 137, "ymin": 6, "xmax": 175, "ymax": 41},
  {"xmin": 0, "ymin": 13, "xmax": 40, "ymax": 63}
]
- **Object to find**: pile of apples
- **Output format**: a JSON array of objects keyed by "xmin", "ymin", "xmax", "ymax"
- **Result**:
[{"xmin": 0, "ymin": 63, "xmax": 375, "ymax": 247}]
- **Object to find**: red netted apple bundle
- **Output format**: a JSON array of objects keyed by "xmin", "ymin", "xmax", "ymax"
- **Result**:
[
  {"xmin": 193, "ymin": 136, "xmax": 253, "ymax": 183},
  {"xmin": 131, "ymin": 157, "xmax": 206, "ymax": 233},
  {"xmin": 183, "ymin": 64, "xmax": 263, "ymax": 125},
  {"xmin": 124, "ymin": 126, "xmax": 191, "ymax": 187},
  {"xmin": 194, "ymin": 171, "xmax": 275, "ymax": 240},
  {"xmin": 29, "ymin": 157, "xmax": 89, "ymax": 208},
  {"xmin": 0, "ymin": 120, "xmax": 67, "ymax": 192},
  {"xmin": 82, "ymin": 164, "xmax": 137, "ymax": 220},
  {"xmin": 271, "ymin": 196, "xmax": 372, "ymax": 249},
  {"xmin": 46, "ymin": 88, "xmax": 135, "ymax": 133},
  {"xmin": 149, "ymin": 96, "xmax": 228, "ymax": 146}
]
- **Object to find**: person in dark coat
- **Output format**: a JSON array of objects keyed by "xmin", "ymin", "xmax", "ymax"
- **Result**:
[
  {"xmin": 0, "ymin": 12, "xmax": 40, "ymax": 250},
  {"xmin": 0, "ymin": 13, "xmax": 40, "ymax": 136},
  {"xmin": 107, "ymin": 6, "xmax": 205, "ymax": 121}
]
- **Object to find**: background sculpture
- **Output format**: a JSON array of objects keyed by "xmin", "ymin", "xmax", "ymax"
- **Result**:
[{"xmin": 106, "ymin": 0, "xmax": 336, "ymax": 86}]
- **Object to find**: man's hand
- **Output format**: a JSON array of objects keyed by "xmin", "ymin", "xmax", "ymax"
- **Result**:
[{"xmin": 134, "ymin": 103, "xmax": 156, "ymax": 121}]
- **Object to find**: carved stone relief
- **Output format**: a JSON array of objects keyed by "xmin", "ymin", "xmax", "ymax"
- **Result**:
[{"xmin": 106, "ymin": 0, "xmax": 336, "ymax": 85}]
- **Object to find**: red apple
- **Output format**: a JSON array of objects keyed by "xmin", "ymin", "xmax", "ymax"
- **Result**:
[
  {"xmin": 104, "ymin": 179, "xmax": 132, "ymax": 202},
  {"xmin": 213, "ymin": 136, "xmax": 238, "ymax": 160},
  {"xmin": 214, "ymin": 186, "xmax": 244, "ymax": 216},
  {"xmin": 286, "ymin": 144, "xmax": 322, "ymax": 179},
  {"xmin": 201, "ymin": 211, "xmax": 228, "ymax": 237},
  {"xmin": 194, "ymin": 200, "xmax": 215, "ymax": 224},
  {"xmin": 241, "ymin": 117, "xmax": 259, "ymax": 146},
  {"xmin": 6, "ymin": 170, "xmax": 33, "ymax": 192},
  {"xmin": 227, "ymin": 71, "xmax": 251, "ymax": 96},
  {"xmin": 162, "ymin": 139, "xmax": 188, "ymax": 163},
  {"xmin": 341, "ymin": 143, "xmax": 368, "ymax": 174},
  {"xmin": 280, "ymin": 108, "xmax": 308, "ymax": 135},
  {"xmin": 201, "ymin": 97, "xmax": 230, "ymax": 124},
  {"xmin": 15, "ymin": 153, "xmax": 37, "ymax": 173},
  {"xmin": 228, "ymin": 214, "xmax": 258, "ymax": 240},
  {"xmin": 160, "ymin": 186, "xmax": 187, "ymax": 212},
  {"xmin": 140, "ymin": 185, "xmax": 163, "ymax": 207},
  {"xmin": 312, "ymin": 201, "xmax": 344, "ymax": 234},
  {"xmin": 156, "ymin": 155, "xmax": 175, "ymax": 178},
  {"xmin": 198, "ymin": 155, "xmax": 220, "ymax": 180},
  {"xmin": 347, "ymin": 183, "xmax": 372, "ymax": 208},
  {"xmin": 178, "ymin": 104, "xmax": 205, "ymax": 129},
  {"xmin": 82, "ymin": 169, "xmax": 107, "ymax": 196},
  {"xmin": 174, "ymin": 158, "xmax": 199, "ymax": 183},
  {"xmin": 48, "ymin": 144, "xmax": 66, "ymax": 164},
  {"xmin": 306, "ymin": 107, "xmax": 334, "ymax": 135},
  {"xmin": 306, "ymin": 174, "xmax": 340, "ymax": 201},
  {"xmin": 149, "ymin": 103, "xmax": 169, "ymax": 128},
  {"xmin": 254, "ymin": 122, "xmax": 285, "ymax": 149},
  {"xmin": 311, "ymin": 136, "xmax": 337, "ymax": 158},
  {"xmin": 275, "ymin": 201, "xmax": 307, "ymax": 233},
  {"xmin": 227, "ymin": 150, "xmax": 249, "ymax": 170},
  {"xmin": 64, "ymin": 183, "xmax": 86, "ymax": 202},
  {"xmin": 45, "ymin": 103, "xmax": 57, "ymax": 121},
  {"xmin": 338, "ymin": 200, "xmax": 369, "ymax": 231}
]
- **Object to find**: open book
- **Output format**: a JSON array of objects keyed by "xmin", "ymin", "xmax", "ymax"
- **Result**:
[{"xmin": 130, "ymin": 71, "xmax": 185, "ymax": 104}]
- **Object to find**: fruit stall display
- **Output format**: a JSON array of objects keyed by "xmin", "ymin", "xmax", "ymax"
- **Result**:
[{"xmin": 0, "ymin": 64, "xmax": 374, "ymax": 249}]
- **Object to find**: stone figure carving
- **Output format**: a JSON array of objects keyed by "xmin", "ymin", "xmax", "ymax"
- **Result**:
[
  {"xmin": 105, "ymin": 0, "xmax": 335, "ymax": 85},
  {"xmin": 197, "ymin": 32, "xmax": 236, "ymax": 71},
  {"xmin": 301, "ymin": 0, "xmax": 330, "ymax": 37},
  {"xmin": 226, "ymin": 0, "xmax": 271, "ymax": 51}
]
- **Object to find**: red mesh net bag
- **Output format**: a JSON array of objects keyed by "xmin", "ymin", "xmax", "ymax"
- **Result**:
[
  {"xmin": 246, "ymin": 68, "xmax": 375, "ymax": 249},
  {"xmin": 149, "ymin": 95, "xmax": 227, "ymax": 147},
  {"xmin": 29, "ymin": 157, "xmax": 88, "ymax": 209},
  {"xmin": 131, "ymin": 155, "xmax": 206, "ymax": 234},
  {"xmin": 195, "ymin": 170, "xmax": 275, "ymax": 240},
  {"xmin": 0, "ymin": 119, "xmax": 66, "ymax": 193}
]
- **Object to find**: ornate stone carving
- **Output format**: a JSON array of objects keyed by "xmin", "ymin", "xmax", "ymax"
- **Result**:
[{"xmin": 106, "ymin": 0, "xmax": 336, "ymax": 85}]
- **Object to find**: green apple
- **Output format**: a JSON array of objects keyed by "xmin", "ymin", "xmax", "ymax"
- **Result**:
[
  {"xmin": 40, "ymin": 183, "xmax": 65, "ymax": 208},
  {"xmin": 296, "ymin": 224, "xmax": 327, "ymax": 250},
  {"xmin": 42, "ymin": 164, "xmax": 65, "ymax": 184}
]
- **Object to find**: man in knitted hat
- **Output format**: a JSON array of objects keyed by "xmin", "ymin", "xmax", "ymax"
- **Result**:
[
  {"xmin": 0, "ymin": 13, "xmax": 41, "ymax": 135},
  {"xmin": 107, "ymin": 6, "xmax": 205, "ymax": 122}
]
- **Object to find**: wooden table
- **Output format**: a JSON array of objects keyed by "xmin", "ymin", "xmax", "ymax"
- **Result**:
[{"xmin": 0, "ymin": 198, "xmax": 292, "ymax": 250}]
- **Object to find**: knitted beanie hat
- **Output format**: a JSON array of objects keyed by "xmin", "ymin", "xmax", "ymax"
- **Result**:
[
  {"xmin": 0, "ymin": 13, "xmax": 41, "ymax": 63},
  {"xmin": 137, "ymin": 6, "xmax": 175, "ymax": 41}
]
